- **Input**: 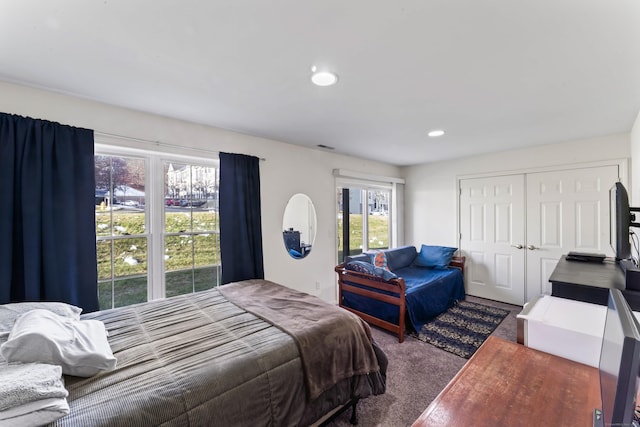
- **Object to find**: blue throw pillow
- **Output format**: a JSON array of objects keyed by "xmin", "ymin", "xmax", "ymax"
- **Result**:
[{"xmin": 414, "ymin": 244, "xmax": 457, "ymax": 269}]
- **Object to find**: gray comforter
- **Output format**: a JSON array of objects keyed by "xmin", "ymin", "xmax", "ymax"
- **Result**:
[
  {"xmin": 219, "ymin": 279, "xmax": 380, "ymax": 400},
  {"xmin": 52, "ymin": 281, "xmax": 386, "ymax": 426}
]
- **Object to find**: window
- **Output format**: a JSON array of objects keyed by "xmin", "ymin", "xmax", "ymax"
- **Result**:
[
  {"xmin": 163, "ymin": 161, "xmax": 220, "ymax": 297},
  {"xmin": 337, "ymin": 185, "xmax": 391, "ymax": 262},
  {"xmin": 95, "ymin": 155, "xmax": 148, "ymax": 309},
  {"xmin": 95, "ymin": 149, "xmax": 220, "ymax": 310}
]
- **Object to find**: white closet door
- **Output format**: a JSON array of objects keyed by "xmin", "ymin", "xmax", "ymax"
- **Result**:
[
  {"xmin": 525, "ymin": 166, "xmax": 619, "ymax": 301},
  {"xmin": 460, "ymin": 175, "xmax": 526, "ymax": 305}
]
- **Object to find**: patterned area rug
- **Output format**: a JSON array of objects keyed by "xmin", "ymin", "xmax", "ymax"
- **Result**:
[{"xmin": 411, "ymin": 300, "xmax": 510, "ymax": 359}]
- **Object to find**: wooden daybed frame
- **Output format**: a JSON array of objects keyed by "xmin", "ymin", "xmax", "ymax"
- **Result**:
[{"xmin": 335, "ymin": 256, "xmax": 466, "ymax": 343}]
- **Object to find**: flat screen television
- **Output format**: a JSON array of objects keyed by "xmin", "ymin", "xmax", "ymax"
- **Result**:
[
  {"xmin": 595, "ymin": 288, "xmax": 640, "ymax": 427},
  {"xmin": 610, "ymin": 182, "xmax": 633, "ymax": 262}
]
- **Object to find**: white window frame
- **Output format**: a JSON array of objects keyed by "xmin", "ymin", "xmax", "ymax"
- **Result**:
[
  {"xmin": 334, "ymin": 169, "xmax": 405, "ymax": 263},
  {"xmin": 95, "ymin": 141, "xmax": 219, "ymax": 304}
]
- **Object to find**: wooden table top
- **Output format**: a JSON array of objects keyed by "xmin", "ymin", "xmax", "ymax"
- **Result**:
[{"xmin": 412, "ymin": 336, "xmax": 601, "ymax": 427}]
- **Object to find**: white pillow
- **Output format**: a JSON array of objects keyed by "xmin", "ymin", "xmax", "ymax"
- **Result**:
[
  {"xmin": 0, "ymin": 309, "xmax": 116, "ymax": 377},
  {"xmin": 0, "ymin": 302, "xmax": 82, "ymax": 337}
]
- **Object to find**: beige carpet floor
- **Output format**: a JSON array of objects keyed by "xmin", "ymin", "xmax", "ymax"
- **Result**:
[{"xmin": 328, "ymin": 296, "xmax": 521, "ymax": 427}]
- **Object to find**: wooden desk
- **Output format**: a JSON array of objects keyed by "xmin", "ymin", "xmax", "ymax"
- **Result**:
[{"xmin": 412, "ymin": 336, "xmax": 600, "ymax": 427}]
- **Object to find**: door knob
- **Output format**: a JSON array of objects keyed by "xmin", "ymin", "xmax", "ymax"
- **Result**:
[
  {"xmin": 527, "ymin": 245, "xmax": 538, "ymax": 250},
  {"xmin": 511, "ymin": 244, "xmax": 524, "ymax": 249}
]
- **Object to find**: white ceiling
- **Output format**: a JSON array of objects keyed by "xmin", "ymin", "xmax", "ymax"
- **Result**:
[{"xmin": 1, "ymin": 1, "xmax": 639, "ymax": 166}]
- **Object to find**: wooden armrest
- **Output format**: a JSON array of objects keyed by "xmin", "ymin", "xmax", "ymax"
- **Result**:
[
  {"xmin": 335, "ymin": 263, "xmax": 407, "ymax": 343},
  {"xmin": 450, "ymin": 255, "xmax": 466, "ymax": 272}
]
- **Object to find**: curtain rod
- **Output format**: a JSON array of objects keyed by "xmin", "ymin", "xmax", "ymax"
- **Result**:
[{"xmin": 94, "ymin": 130, "xmax": 266, "ymax": 161}]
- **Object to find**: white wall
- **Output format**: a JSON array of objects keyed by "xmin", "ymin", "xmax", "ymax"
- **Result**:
[
  {"xmin": 0, "ymin": 81, "xmax": 401, "ymax": 303},
  {"xmin": 402, "ymin": 134, "xmax": 631, "ymax": 248}
]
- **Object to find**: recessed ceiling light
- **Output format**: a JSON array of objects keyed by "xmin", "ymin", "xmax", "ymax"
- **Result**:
[
  {"xmin": 428, "ymin": 129, "xmax": 445, "ymax": 138},
  {"xmin": 311, "ymin": 66, "xmax": 338, "ymax": 86}
]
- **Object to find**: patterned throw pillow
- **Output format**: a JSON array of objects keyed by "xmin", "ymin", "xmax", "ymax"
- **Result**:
[
  {"xmin": 345, "ymin": 260, "xmax": 376, "ymax": 275},
  {"xmin": 370, "ymin": 251, "xmax": 391, "ymax": 271},
  {"xmin": 345, "ymin": 260, "xmax": 398, "ymax": 281}
]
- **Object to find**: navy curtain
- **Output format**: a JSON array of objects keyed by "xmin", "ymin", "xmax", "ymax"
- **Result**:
[
  {"xmin": 0, "ymin": 113, "xmax": 99, "ymax": 312},
  {"xmin": 219, "ymin": 152, "xmax": 264, "ymax": 284}
]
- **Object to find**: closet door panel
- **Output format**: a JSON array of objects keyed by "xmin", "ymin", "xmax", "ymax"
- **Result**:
[
  {"xmin": 525, "ymin": 165, "xmax": 619, "ymax": 302},
  {"xmin": 460, "ymin": 175, "xmax": 526, "ymax": 305}
]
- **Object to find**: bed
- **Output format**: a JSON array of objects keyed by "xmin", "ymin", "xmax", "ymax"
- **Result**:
[
  {"xmin": 0, "ymin": 279, "xmax": 387, "ymax": 426},
  {"xmin": 335, "ymin": 245, "xmax": 465, "ymax": 343}
]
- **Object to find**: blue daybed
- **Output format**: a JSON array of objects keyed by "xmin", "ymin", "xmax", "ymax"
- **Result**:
[{"xmin": 335, "ymin": 245, "xmax": 465, "ymax": 342}]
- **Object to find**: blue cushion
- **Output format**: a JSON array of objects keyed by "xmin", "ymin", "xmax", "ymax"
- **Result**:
[
  {"xmin": 383, "ymin": 246, "xmax": 418, "ymax": 270},
  {"xmin": 345, "ymin": 261, "xmax": 398, "ymax": 281},
  {"xmin": 414, "ymin": 244, "xmax": 457, "ymax": 269}
]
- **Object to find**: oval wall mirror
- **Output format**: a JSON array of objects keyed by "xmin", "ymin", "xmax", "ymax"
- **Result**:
[{"xmin": 282, "ymin": 193, "xmax": 317, "ymax": 259}]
